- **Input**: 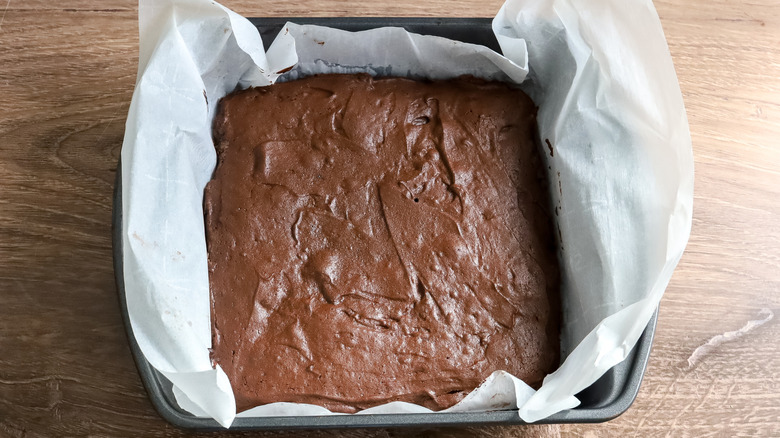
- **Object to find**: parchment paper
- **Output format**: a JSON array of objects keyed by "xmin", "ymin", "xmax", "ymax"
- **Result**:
[{"xmin": 121, "ymin": 0, "xmax": 693, "ymax": 428}]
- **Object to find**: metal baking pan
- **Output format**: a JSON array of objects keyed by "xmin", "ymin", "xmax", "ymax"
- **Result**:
[{"xmin": 112, "ymin": 17, "xmax": 658, "ymax": 430}]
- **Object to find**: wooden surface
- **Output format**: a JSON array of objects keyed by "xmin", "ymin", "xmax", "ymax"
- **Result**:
[{"xmin": 1, "ymin": 0, "xmax": 779, "ymax": 436}]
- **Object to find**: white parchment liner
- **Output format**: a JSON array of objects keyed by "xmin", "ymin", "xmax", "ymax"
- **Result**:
[{"xmin": 121, "ymin": 0, "xmax": 693, "ymax": 428}]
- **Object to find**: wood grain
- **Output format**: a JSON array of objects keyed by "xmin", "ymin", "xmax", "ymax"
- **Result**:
[{"xmin": 1, "ymin": 0, "xmax": 778, "ymax": 437}]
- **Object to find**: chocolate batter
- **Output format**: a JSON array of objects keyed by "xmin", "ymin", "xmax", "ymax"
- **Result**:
[{"xmin": 204, "ymin": 74, "xmax": 560, "ymax": 413}]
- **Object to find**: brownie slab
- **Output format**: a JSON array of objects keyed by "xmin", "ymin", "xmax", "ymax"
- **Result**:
[{"xmin": 204, "ymin": 73, "xmax": 560, "ymax": 413}]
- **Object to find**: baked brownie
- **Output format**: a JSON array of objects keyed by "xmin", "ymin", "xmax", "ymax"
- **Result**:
[{"xmin": 204, "ymin": 73, "xmax": 560, "ymax": 413}]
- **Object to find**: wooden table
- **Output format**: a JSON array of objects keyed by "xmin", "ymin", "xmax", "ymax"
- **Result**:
[{"xmin": 2, "ymin": 0, "xmax": 778, "ymax": 436}]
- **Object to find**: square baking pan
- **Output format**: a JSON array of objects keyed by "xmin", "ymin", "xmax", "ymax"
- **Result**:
[{"xmin": 112, "ymin": 17, "xmax": 658, "ymax": 430}]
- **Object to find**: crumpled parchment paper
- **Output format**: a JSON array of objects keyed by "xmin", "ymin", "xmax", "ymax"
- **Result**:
[{"xmin": 121, "ymin": 0, "xmax": 693, "ymax": 427}]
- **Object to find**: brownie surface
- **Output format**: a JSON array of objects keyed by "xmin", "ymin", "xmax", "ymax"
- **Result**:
[{"xmin": 205, "ymin": 73, "xmax": 560, "ymax": 413}]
